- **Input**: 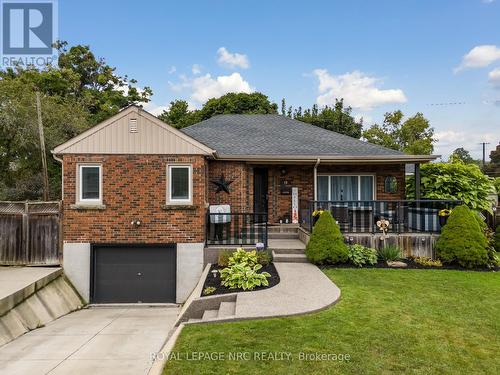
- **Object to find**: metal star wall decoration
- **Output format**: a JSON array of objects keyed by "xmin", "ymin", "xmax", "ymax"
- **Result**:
[{"xmin": 211, "ymin": 174, "xmax": 234, "ymax": 194}]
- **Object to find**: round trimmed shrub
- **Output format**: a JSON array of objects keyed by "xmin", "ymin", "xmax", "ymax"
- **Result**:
[
  {"xmin": 435, "ymin": 205, "xmax": 489, "ymax": 268},
  {"xmin": 306, "ymin": 211, "xmax": 348, "ymax": 264}
]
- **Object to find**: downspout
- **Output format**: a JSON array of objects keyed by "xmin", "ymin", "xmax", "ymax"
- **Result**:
[
  {"xmin": 313, "ymin": 158, "xmax": 321, "ymax": 201},
  {"xmin": 52, "ymin": 152, "xmax": 64, "ymax": 198}
]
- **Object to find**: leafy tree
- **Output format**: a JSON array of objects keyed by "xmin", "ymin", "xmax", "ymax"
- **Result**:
[
  {"xmin": 435, "ymin": 205, "xmax": 489, "ymax": 268},
  {"xmin": 1, "ymin": 41, "xmax": 152, "ymax": 125},
  {"xmin": 363, "ymin": 110, "xmax": 435, "ymax": 154},
  {"xmin": 0, "ymin": 78, "xmax": 89, "ymax": 200},
  {"xmin": 158, "ymin": 100, "xmax": 200, "ymax": 129},
  {"xmin": 494, "ymin": 225, "xmax": 500, "ymax": 252},
  {"xmin": 490, "ymin": 143, "xmax": 500, "ymax": 164},
  {"xmin": 493, "ymin": 177, "xmax": 500, "ymax": 195},
  {"xmin": 158, "ymin": 92, "xmax": 278, "ymax": 128},
  {"xmin": 406, "ymin": 159, "xmax": 495, "ymax": 212},
  {"xmin": 198, "ymin": 92, "xmax": 278, "ymax": 120},
  {"xmin": 450, "ymin": 147, "xmax": 475, "ymax": 164},
  {"xmin": 284, "ymin": 98, "xmax": 363, "ymax": 138},
  {"xmin": 0, "ymin": 41, "xmax": 152, "ymax": 200},
  {"xmin": 483, "ymin": 142, "xmax": 500, "ymax": 177},
  {"xmin": 305, "ymin": 211, "xmax": 349, "ymax": 265}
]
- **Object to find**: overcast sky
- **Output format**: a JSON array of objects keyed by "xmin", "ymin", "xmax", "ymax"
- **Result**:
[{"xmin": 60, "ymin": 0, "xmax": 500, "ymax": 159}]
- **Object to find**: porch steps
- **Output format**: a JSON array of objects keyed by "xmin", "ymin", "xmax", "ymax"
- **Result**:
[
  {"xmin": 272, "ymin": 252, "xmax": 308, "ymax": 263},
  {"xmin": 269, "ymin": 237, "xmax": 309, "ymax": 263},
  {"xmin": 268, "ymin": 232, "xmax": 299, "ymax": 240},
  {"xmin": 268, "ymin": 224, "xmax": 300, "ymax": 233},
  {"xmin": 202, "ymin": 309, "xmax": 218, "ymax": 320},
  {"xmin": 218, "ymin": 301, "xmax": 236, "ymax": 317},
  {"xmin": 188, "ymin": 301, "xmax": 237, "ymax": 324},
  {"xmin": 272, "ymin": 248, "xmax": 305, "ymax": 254}
]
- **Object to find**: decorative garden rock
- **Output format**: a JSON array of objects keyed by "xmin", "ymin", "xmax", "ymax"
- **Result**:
[{"xmin": 387, "ymin": 261, "xmax": 408, "ymax": 268}]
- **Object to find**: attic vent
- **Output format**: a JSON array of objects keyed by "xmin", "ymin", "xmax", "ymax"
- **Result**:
[{"xmin": 129, "ymin": 118, "xmax": 138, "ymax": 133}]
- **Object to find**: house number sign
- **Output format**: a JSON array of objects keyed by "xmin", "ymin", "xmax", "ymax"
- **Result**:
[{"xmin": 291, "ymin": 187, "xmax": 299, "ymax": 224}]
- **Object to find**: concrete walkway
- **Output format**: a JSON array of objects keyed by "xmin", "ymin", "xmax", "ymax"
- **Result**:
[
  {"xmin": 0, "ymin": 306, "xmax": 179, "ymax": 375},
  {"xmin": 235, "ymin": 262, "xmax": 340, "ymax": 319},
  {"xmin": 183, "ymin": 262, "xmax": 341, "ymax": 324}
]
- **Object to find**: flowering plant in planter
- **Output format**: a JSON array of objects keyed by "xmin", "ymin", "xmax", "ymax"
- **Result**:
[
  {"xmin": 438, "ymin": 208, "xmax": 452, "ymax": 227},
  {"xmin": 312, "ymin": 209, "xmax": 324, "ymax": 226},
  {"xmin": 438, "ymin": 209, "xmax": 452, "ymax": 217}
]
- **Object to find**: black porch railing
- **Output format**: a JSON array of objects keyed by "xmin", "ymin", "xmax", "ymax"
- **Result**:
[
  {"xmin": 301, "ymin": 200, "xmax": 462, "ymax": 234},
  {"xmin": 206, "ymin": 212, "xmax": 268, "ymax": 247}
]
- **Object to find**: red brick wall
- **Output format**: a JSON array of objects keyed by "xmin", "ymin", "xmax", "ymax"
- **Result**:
[
  {"xmin": 63, "ymin": 154, "xmax": 207, "ymax": 243},
  {"xmin": 266, "ymin": 166, "xmax": 314, "ymax": 223},
  {"xmin": 205, "ymin": 162, "xmax": 405, "ymax": 223},
  {"xmin": 207, "ymin": 161, "xmax": 252, "ymax": 212}
]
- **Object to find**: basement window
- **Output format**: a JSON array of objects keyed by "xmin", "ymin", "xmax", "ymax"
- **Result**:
[{"xmin": 78, "ymin": 164, "xmax": 102, "ymax": 204}]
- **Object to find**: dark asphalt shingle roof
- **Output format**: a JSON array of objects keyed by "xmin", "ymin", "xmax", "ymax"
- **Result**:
[{"xmin": 182, "ymin": 114, "xmax": 405, "ymax": 157}]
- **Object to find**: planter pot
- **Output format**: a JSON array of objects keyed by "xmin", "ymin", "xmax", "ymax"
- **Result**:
[
  {"xmin": 313, "ymin": 215, "xmax": 320, "ymax": 226},
  {"xmin": 439, "ymin": 216, "xmax": 448, "ymax": 227}
]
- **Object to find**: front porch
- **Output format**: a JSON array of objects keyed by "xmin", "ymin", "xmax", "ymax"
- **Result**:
[
  {"xmin": 300, "ymin": 199, "xmax": 462, "ymax": 234},
  {"xmin": 204, "ymin": 198, "xmax": 462, "ymax": 260},
  {"xmin": 205, "ymin": 159, "xmax": 460, "ymax": 257}
]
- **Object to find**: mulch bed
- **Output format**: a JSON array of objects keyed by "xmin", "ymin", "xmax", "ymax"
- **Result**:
[
  {"xmin": 201, "ymin": 263, "xmax": 280, "ymax": 296},
  {"xmin": 323, "ymin": 259, "xmax": 499, "ymax": 272}
]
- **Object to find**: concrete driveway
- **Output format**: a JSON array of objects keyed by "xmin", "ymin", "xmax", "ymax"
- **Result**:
[{"xmin": 0, "ymin": 306, "xmax": 179, "ymax": 375}]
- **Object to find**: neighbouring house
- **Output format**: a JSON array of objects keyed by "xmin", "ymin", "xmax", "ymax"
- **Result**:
[{"xmin": 53, "ymin": 105, "xmax": 453, "ymax": 305}]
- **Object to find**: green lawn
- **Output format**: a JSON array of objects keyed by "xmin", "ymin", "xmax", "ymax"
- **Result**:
[{"xmin": 163, "ymin": 269, "xmax": 500, "ymax": 375}]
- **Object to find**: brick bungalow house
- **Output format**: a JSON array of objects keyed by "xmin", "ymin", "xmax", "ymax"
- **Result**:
[{"xmin": 52, "ymin": 105, "xmax": 437, "ymax": 304}]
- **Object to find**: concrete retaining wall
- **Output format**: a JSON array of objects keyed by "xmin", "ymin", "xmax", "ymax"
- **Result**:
[{"xmin": 0, "ymin": 274, "xmax": 84, "ymax": 346}]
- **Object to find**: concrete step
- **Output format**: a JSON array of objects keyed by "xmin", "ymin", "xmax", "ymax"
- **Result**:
[
  {"xmin": 272, "ymin": 251, "xmax": 309, "ymax": 263},
  {"xmin": 188, "ymin": 318, "xmax": 202, "ymax": 323},
  {"xmin": 217, "ymin": 302, "xmax": 236, "ymax": 318},
  {"xmin": 267, "ymin": 225, "xmax": 300, "ymax": 233},
  {"xmin": 268, "ymin": 239, "xmax": 306, "ymax": 250},
  {"xmin": 272, "ymin": 248, "xmax": 305, "ymax": 255},
  {"xmin": 202, "ymin": 309, "xmax": 218, "ymax": 320},
  {"xmin": 268, "ymin": 232, "xmax": 299, "ymax": 240}
]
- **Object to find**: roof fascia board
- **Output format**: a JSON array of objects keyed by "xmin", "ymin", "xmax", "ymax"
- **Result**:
[{"xmin": 213, "ymin": 154, "xmax": 440, "ymax": 163}]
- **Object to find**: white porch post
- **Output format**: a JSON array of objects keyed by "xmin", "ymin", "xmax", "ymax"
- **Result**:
[{"xmin": 313, "ymin": 158, "xmax": 320, "ymax": 201}]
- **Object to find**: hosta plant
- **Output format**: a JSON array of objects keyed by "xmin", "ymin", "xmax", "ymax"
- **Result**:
[
  {"xmin": 227, "ymin": 248, "xmax": 259, "ymax": 267},
  {"xmin": 219, "ymin": 263, "xmax": 271, "ymax": 290},
  {"xmin": 347, "ymin": 244, "xmax": 378, "ymax": 267}
]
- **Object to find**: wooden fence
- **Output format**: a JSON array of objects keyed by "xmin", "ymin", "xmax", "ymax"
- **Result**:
[{"xmin": 0, "ymin": 201, "xmax": 61, "ymax": 266}]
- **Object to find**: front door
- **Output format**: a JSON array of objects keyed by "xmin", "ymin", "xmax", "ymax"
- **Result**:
[{"xmin": 253, "ymin": 168, "xmax": 268, "ymax": 216}]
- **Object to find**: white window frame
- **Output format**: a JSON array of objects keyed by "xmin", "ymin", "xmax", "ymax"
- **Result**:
[
  {"xmin": 317, "ymin": 173, "xmax": 376, "ymax": 201},
  {"xmin": 167, "ymin": 164, "xmax": 193, "ymax": 205},
  {"xmin": 78, "ymin": 164, "xmax": 103, "ymax": 204}
]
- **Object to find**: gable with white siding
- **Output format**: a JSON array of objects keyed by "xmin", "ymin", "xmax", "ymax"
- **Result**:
[{"xmin": 52, "ymin": 105, "xmax": 214, "ymax": 155}]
